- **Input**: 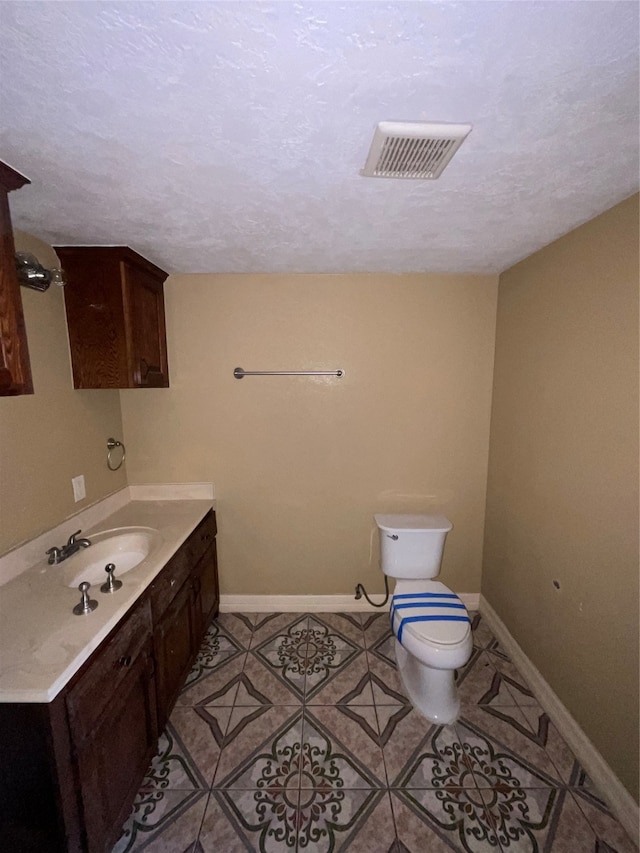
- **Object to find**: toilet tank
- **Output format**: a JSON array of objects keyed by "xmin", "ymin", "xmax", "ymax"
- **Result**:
[{"xmin": 374, "ymin": 514, "xmax": 453, "ymax": 579}]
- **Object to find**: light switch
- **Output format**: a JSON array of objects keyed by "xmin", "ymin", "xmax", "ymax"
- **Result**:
[{"xmin": 72, "ymin": 474, "xmax": 86, "ymax": 502}]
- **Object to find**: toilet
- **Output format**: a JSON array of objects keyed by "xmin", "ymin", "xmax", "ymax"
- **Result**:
[{"xmin": 374, "ymin": 514, "xmax": 472, "ymax": 724}]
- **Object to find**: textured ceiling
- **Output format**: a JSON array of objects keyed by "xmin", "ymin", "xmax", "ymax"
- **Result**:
[{"xmin": 0, "ymin": 1, "xmax": 638, "ymax": 275}]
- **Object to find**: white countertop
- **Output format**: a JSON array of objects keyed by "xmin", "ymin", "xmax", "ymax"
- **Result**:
[{"xmin": 0, "ymin": 496, "xmax": 213, "ymax": 703}]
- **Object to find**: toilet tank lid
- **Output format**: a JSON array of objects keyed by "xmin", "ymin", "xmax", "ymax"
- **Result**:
[{"xmin": 374, "ymin": 514, "xmax": 452, "ymax": 533}]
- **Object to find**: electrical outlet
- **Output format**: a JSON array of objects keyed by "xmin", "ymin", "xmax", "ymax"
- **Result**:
[{"xmin": 72, "ymin": 474, "xmax": 86, "ymax": 502}]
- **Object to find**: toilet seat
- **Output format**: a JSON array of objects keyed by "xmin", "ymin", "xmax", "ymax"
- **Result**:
[{"xmin": 391, "ymin": 580, "xmax": 470, "ymax": 647}]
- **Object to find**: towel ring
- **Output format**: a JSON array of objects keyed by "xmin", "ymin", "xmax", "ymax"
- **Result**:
[{"xmin": 107, "ymin": 437, "xmax": 126, "ymax": 471}]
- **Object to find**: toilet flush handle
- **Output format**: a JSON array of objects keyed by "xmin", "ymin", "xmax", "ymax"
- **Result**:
[{"xmin": 386, "ymin": 534, "xmax": 399, "ymax": 540}]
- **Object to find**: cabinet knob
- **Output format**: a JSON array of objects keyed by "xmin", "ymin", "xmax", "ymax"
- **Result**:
[{"xmin": 118, "ymin": 655, "xmax": 132, "ymax": 668}]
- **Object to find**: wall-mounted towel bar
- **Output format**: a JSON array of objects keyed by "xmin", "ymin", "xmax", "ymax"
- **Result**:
[{"xmin": 233, "ymin": 367, "xmax": 343, "ymax": 379}]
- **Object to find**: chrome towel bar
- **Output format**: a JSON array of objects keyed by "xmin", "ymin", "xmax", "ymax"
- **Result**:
[{"xmin": 233, "ymin": 367, "xmax": 343, "ymax": 379}]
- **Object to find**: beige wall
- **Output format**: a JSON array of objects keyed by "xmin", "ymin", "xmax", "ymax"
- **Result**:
[
  {"xmin": 482, "ymin": 195, "xmax": 639, "ymax": 800},
  {"xmin": 0, "ymin": 232, "xmax": 126, "ymax": 555},
  {"xmin": 121, "ymin": 273, "xmax": 498, "ymax": 596}
]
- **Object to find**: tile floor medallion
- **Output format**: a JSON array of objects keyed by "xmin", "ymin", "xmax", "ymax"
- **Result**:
[
  {"xmin": 113, "ymin": 611, "xmax": 638, "ymax": 852},
  {"xmin": 210, "ymin": 709, "xmax": 388, "ymax": 852},
  {"xmin": 251, "ymin": 614, "xmax": 362, "ymax": 701}
]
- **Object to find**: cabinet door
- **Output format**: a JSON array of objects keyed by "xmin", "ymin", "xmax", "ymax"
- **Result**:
[
  {"xmin": 154, "ymin": 579, "xmax": 198, "ymax": 728},
  {"xmin": 194, "ymin": 539, "xmax": 220, "ymax": 634},
  {"xmin": 122, "ymin": 259, "xmax": 169, "ymax": 387},
  {"xmin": 72, "ymin": 642, "xmax": 157, "ymax": 853},
  {"xmin": 0, "ymin": 163, "xmax": 33, "ymax": 396},
  {"xmin": 59, "ymin": 249, "xmax": 129, "ymax": 389}
]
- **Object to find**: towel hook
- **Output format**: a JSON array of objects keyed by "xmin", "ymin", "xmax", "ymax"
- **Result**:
[{"xmin": 107, "ymin": 437, "xmax": 126, "ymax": 471}]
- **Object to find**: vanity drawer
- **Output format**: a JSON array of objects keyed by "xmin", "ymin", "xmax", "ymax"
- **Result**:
[{"xmin": 66, "ymin": 598, "xmax": 153, "ymax": 741}]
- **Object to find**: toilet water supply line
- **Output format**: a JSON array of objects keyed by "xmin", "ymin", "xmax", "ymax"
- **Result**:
[
  {"xmin": 354, "ymin": 526, "xmax": 391, "ymax": 608},
  {"xmin": 354, "ymin": 575, "xmax": 390, "ymax": 608}
]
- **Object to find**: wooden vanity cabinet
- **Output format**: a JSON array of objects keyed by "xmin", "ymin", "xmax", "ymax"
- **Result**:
[
  {"xmin": 0, "ymin": 161, "xmax": 33, "ymax": 396},
  {"xmin": 55, "ymin": 245, "xmax": 169, "ymax": 389},
  {"xmin": 0, "ymin": 509, "xmax": 219, "ymax": 853}
]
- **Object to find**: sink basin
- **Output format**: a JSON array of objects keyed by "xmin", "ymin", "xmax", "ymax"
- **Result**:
[{"xmin": 63, "ymin": 527, "xmax": 161, "ymax": 588}]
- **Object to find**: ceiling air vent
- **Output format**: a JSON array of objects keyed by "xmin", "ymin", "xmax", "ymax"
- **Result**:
[{"xmin": 361, "ymin": 121, "xmax": 472, "ymax": 180}]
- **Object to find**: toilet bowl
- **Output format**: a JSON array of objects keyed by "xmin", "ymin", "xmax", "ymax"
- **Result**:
[
  {"xmin": 391, "ymin": 579, "xmax": 472, "ymax": 723},
  {"xmin": 375, "ymin": 514, "xmax": 472, "ymax": 724}
]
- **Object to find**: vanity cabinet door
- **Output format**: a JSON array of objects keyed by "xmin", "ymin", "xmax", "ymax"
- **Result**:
[
  {"xmin": 71, "ymin": 639, "xmax": 157, "ymax": 853},
  {"xmin": 154, "ymin": 578, "xmax": 198, "ymax": 729},
  {"xmin": 194, "ymin": 539, "xmax": 220, "ymax": 634},
  {"xmin": 188, "ymin": 510, "xmax": 218, "ymax": 634},
  {"xmin": 65, "ymin": 598, "xmax": 157, "ymax": 852},
  {"xmin": 66, "ymin": 599, "xmax": 152, "ymax": 740}
]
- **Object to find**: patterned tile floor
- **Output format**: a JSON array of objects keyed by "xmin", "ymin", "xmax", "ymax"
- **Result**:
[{"xmin": 113, "ymin": 612, "xmax": 638, "ymax": 853}]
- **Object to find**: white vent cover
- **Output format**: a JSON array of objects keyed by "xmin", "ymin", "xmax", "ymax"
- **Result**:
[{"xmin": 361, "ymin": 121, "xmax": 472, "ymax": 180}]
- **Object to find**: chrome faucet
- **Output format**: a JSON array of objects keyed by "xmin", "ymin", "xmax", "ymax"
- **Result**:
[{"xmin": 46, "ymin": 530, "xmax": 92, "ymax": 564}]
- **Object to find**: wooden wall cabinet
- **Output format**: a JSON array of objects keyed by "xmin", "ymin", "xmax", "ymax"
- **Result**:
[
  {"xmin": 0, "ymin": 510, "xmax": 218, "ymax": 852},
  {"xmin": 0, "ymin": 161, "xmax": 33, "ymax": 396},
  {"xmin": 55, "ymin": 246, "xmax": 169, "ymax": 389}
]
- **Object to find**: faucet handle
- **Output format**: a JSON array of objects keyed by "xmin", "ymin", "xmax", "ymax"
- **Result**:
[
  {"xmin": 73, "ymin": 581, "xmax": 98, "ymax": 615},
  {"xmin": 67, "ymin": 529, "xmax": 83, "ymax": 547},
  {"xmin": 46, "ymin": 546, "xmax": 63, "ymax": 565},
  {"xmin": 100, "ymin": 563, "xmax": 123, "ymax": 594}
]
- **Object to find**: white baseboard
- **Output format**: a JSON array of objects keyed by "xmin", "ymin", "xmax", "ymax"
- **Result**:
[
  {"xmin": 219, "ymin": 593, "xmax": 480, "ymax": 613},
  {"xmin": 480, "ymin": 594, "xmax": 639, "ymax": 847}
]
